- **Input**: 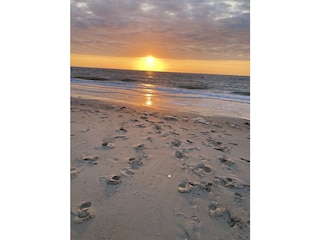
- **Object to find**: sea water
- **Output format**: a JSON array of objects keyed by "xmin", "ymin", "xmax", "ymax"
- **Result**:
[{"xmin": 71, "ymin": 67, "xmax": 250, "ymax": 119}]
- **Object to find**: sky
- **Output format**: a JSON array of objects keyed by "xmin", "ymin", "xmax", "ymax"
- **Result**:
[{"xmin": 71, "ymin": 0, "xmax": 250, "ymax": 75}]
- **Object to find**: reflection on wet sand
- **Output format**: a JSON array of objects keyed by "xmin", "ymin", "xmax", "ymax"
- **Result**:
[{"xmin": 145, "ymin": 93, "xmax": 152, "ymax": 106}]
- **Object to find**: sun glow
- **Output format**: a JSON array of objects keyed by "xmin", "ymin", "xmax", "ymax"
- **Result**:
[
  {"xmin": 134, "ymin": 56, "xmax": 166, "ymax": 72},
  {"xmin": 71, "ymin": 54, "xmax": 250, "ymax": 76},
  {"xmin": 147, "ymin": 56, "xmax": 154, "ymax": 65}
]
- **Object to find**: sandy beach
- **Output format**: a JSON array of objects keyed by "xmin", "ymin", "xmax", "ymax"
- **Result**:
[{"xmin": 71, "ymin": 97, "xmax": 250, "ymax": 239}]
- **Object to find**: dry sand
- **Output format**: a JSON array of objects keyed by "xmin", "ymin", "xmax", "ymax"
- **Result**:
[{"xmin": 71, "ymin": 97, "xmax": 250, "ymax": 239}]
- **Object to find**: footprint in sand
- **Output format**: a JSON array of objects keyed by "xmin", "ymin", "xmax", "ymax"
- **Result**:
[
  {"xmin": 153, "ymin": 124, "xmax": 162, "ymax": 131},
  {"xmin": 214, "ymin": 146, "xmax": 230, "ymax": 153},
  {"xmin": 218, "ymin": 156, "xmax": 235, "ymax": 167},
  {"xmin": 176, "ymin": 215, "xmax": 201, "ymax": 240},
  {"xmin": 177, "ymin": 181, "xmax": 212, "ymax": 194},
  {"xmin": 176, "ymin": 223, "xmax": 194, "ymax": 240},
  {"xmin": 163, "ymin": 115, "xmax": 178, "ymax": 121},
  {"xmin": 214, "ymin": 177, "xmax": 249, "ymax": 189},
  {"xmin": 209, "ymin": 202, "xmax": 250, "ymax": 235},
  {"xmin": 81, "ymin": 128, "xmax": 90, "ymax": 133},
  {"xmin": 135, "ymin": 123, "xmax": 147, "ymax": 128},
  {"xmin": 206, "ymin": 138, "xmax": 222, "ymax": 147},
  {"xmin": 128, "ymin": 157, "xmax": 143, "ymax": 170},
  {"xmin": 226, "ymin": 181, "xmax": 249, "ymax": 189},
  {"xmin": 112, "ymin": 135, "xmax": 129, "ymax": 141},
  {"xmin": 171, "ymin": 139, "xmax": 182, "ymax": 147},
  {"xmin": 175, "ymin": 150, "xmax": 185, "ymax": 159},
  {"xmin": 228, "ymin": 142, "xmax": 238, "ymax": 146},
  {"xmin": 71, "ymin": 167, "xmax": 78, "ymax": 180},
  {"xmin": 120, "ymin": 167, "xmax": 135, "ymax": 177},
  {"xmin": 177, "ymin": 181, "xmax": 198, "ymax": 193},
  {"xmin": 213, "ymin": 123, "xmax": 222, "ymax": 128},
  {"xmin": 228, "ymin": 123, "xmax": 240, "ymax": 129},
  {"xmin": 100, "ymin": 175, "xmax": 122, "ymax": 185},
  {"xmin": 115, "ymin": 127, "xmax": 127, "ymax": 133},
  {"xmin": 81, "ymin": 155, "xmax": 99, "ymax": 165},
  {"xmin": 101, "ymin": 141, "xmax": 116, "ymax": 149},
  {"xmin": 234, "ymin": 192, "xmax": 244, "ymax": 204},
  {"xmin": 134, "ymin": 144, "xmax": 145, "ymax": 152},
  {"xmin": 100, "ymin": 175, "xmax": 122, "ymax": 196},
  {"xmin": 192, "ymin": 117, "xmax": 209, "ymax": 125},
  {"xmin": 94, "ymin": 140, "xmax": 116, "ymax": 151},
  {"xmin": 208, "ymin": 202, "xmax": 235, "ymax": 227},
  {"xmin": 240, "ymin": 157, "xmax": 250, "ymax": 163},
  {"xmin": 71, "ymin": 201, "xmax": 95, "ymax": 224},
  {"xmin": 193, "ymin": 163, "xmax": 212, "ymax": 174},
  {"xmin": 169, "ymin": 130, "xmax": 180, "ymax": 136}
]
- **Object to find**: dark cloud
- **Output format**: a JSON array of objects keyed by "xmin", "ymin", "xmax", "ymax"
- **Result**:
[{"xmin": 71, "ymin": 0, "xmax": 250, "ymax": 60}]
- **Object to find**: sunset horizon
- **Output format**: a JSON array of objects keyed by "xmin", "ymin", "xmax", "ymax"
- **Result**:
[{"xmin": 71, "ymin": 53, "xmax": 250, "ymax": 76}]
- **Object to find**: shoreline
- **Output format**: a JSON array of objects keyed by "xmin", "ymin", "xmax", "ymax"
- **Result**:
[
  {"xmin": 71, "ymin": 83, "xmax": 250, "ymax": 119},
  {"xmin": 71, "ymin": 96, "xmax": 250, "ymax": 239},
  {"xmin": 71, "ymin": 96, "xmax": 250, "ymax": 122}
]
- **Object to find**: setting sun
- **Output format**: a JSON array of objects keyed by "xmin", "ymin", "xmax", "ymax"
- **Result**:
[
  {"xmin": 145, "ymin": 56, "xmax": 155, "ymax": 69},
  {"xmin": 147, "ymin": 56, "xmax": 154, "ymax": 65},
  {"xmin": 134, "ymin": 55, "xmax": 167, "ymax": 72}
]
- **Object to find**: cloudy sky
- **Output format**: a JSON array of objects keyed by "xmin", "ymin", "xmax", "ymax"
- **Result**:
[{"xmin": 71, "ymin": 0, "xmax": 250, "ymax": 75}]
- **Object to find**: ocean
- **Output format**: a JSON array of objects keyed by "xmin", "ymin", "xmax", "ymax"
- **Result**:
[{"xmin": 71, "ymin": 67, "xmax": 250, "ymax": 119}]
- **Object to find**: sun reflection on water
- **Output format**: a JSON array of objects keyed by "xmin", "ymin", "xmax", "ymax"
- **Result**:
[
  {"xmin": 143, "ymin": 83, "xmax": 154, "ymax": 106},
  {"xmin": 146, "ymin": 93, "xmax": 152, "ymax": 106},
  {"xmin": 146, "ymin": 71, "xmax": 154, "ymax": 79}
]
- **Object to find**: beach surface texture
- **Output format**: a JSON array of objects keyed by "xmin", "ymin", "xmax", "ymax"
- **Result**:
[{"xmin": 71, "ymin": 95, "xmax": 250, "ymax": 239}]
